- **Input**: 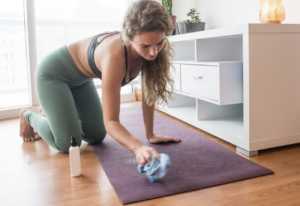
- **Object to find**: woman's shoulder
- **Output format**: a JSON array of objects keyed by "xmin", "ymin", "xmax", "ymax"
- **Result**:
[
  {"xmin": 67, "ymin": 32, "xmax": 123, "ymax": 55},
  {"xmin": 96, "ymin": 33, "xmax": 126, "ymax": 63}
]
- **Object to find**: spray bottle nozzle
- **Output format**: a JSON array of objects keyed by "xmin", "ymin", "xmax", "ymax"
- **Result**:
[{"xmin": 71, "ymin": 135, "xmax": 77, "ymax": 147}]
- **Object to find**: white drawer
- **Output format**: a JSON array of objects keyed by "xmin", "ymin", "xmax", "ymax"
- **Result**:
[
  {"xmin": 181, "ymin": 63, "xmax": 243, "ymax": 105},
  {"xmin": 171, "ymin": 63, "xmax": 181, "ymax": 91}
]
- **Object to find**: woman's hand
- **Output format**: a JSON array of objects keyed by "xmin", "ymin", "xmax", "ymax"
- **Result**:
[
  {"xmin": 132, "ymin": 144, "xmax": 160, "ymax": 167},
  {"xmin": 148, "ymin": 134, "xmax": 181, "ymax": 144}
]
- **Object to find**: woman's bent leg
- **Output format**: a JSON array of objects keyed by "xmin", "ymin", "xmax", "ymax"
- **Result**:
[
  {"xmin": 71, "ymin": 80, "xmax": 106, "ymax": 144},
  {"xmin": 28, "ymin": 79, "xmax": 83, "ymax": 153},
  {"xmin": 25, "ymin": 46, "xmax": 91, "ymax": 153}
]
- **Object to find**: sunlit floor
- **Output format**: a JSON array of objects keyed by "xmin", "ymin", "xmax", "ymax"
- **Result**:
[{"xmin": 0, "ymin": 101, "xmax": 300, "ymax": 206}]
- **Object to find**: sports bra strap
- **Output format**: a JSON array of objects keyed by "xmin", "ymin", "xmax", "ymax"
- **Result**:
[
  {"xmin": 119, "ymin": 33, "xmax": 128, "ymax": 80},
  {"xmin": 87, "ymin": 31, "xmax": 132, "ymax": 86},
  {"xmin": 96, "ymin": 31, "xmax": 119, "ymax": 46}
]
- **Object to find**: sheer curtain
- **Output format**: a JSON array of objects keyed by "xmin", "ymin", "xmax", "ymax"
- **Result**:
[
  {"xmin": 0, "ymin": 0, "xmax": 30, "ymax": 110},
  {"xmin": 35, "ymin": 0, "xmax": 138, "ymax": 98},
  {"xmin": 0, "ymin": 0, "xmax": 146, "ymax": 119}
]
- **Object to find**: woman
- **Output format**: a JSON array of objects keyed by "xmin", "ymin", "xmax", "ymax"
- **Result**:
[{"xmin": 19, "ymin": 0, "xmax": 180, "ymax": 166}]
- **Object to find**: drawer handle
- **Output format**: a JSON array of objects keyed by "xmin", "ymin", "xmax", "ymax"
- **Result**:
[{"xmin": 194, "ymin": 75, "xmax": 203, "ymax": 79}]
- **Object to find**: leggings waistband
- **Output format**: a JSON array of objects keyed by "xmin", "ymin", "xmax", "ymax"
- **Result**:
[{"xmin": 36, "ymin": 46, "xmax": 91, "ymax": 88}]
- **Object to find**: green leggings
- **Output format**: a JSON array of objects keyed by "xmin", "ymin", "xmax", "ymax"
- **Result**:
[{"xmin": 26, "ymin": 46, "xmax": 106, "ymax": 153}]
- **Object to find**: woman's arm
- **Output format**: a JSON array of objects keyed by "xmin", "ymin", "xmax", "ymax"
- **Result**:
[
  {"xmin": 100, "ymin": 42, "xmax": 160, "ymax": 166},
  {"xmin": 141, "ymin": 78, "xmax": 181, "ymax": 144},
  {"xmin": 142, "ymin": 99, "xmax": 155, "ymax": 140}
]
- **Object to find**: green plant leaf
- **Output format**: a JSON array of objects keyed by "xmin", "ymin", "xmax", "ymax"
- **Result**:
[
  {"xmin": 162, "ymin": 0, "xmax": 172, "ymax": 15},
  {"xmin": 185, "ymin": 7, "xmax": 203, "ymax": 23}
]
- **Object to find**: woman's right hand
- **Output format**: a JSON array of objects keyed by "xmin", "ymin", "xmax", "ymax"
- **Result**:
[{"xmin": 132, "ymin": 144, "xmax": 160, "ymax": 167}]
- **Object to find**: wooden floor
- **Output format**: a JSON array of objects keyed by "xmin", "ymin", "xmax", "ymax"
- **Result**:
[{"xmin": 1, "ymin": 101, "xmax": 299, "ymax": 206}]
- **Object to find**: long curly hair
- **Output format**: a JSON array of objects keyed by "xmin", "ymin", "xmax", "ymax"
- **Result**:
[{"xmin": 121, "ymin": 0, "xmax": 175, "ymax": 107}]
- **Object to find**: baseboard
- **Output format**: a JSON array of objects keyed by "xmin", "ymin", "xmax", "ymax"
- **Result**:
[
  {"xmin": 0, "ymin": 105, "xmax": 40, "ymax": 120},
  {"xmin": 250, "ymin": 134, "xmax": 300, "ymax": 151}
]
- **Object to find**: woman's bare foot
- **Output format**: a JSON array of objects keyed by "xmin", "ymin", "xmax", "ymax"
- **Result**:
[
  {"xmin": 30, "ymin": 106, "xmax": 46, "ymax": 140},
  {"xmin": 38, "ymin": 106, "xmax": 46, "ymax": 117},
  {"xmin": 34, "ymin": 131, "xmax": 42, "ymax": 140},
  {"xmin": 19, "ymin": 109, "xmax": 40, "ymax": 142}
]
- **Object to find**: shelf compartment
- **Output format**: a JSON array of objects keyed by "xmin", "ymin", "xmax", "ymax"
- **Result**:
[
  {"xmin": 197, "ymin": 99, "xmax": 243, "ymax": 120},
  {"xmin": 196, "ymin": 36, "xmax": 243, "ymax": 62},
  {"xmin": 194, "ymin": 115, "xmax": 245, "ymax": 144},
  {"xmin": 168, "ymin": 92, "xmax": 196, "ymax": 108},
  {"xmin": 158, "ymin": 107, "xmax": 245, "ymax": 147},
  {"xmin": 157, "ymin": 93, "xmax": 197, "ymax": 121},
  {"xmin": 166, "ymin": 106, "xmax": 197, "ymax": 121},
  {"xmin": 172, "ymin": 40, "xmax": 195, "ymax": 62}
]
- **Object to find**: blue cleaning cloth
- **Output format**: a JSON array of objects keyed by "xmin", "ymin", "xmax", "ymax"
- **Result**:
[{"xmin": 137, "ymin": 153, "xmax": 171, "ymax": 182}]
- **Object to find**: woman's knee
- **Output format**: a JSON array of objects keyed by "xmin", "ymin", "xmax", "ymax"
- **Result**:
[
  {"xmin": 84, "ymin": 129, "xmax": 107, "ymax": 145},
  {"xmin": 56, "ymin": 137, "xmax": 82, "ymax": 153},
  {"xmin": 58, "ymin": 146, "xmax": 70, "ymax": 154}
]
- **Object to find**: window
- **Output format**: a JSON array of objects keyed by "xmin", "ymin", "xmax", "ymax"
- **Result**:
[
  {"xmin": 35, "ymin": 0, "xmax": 137, "ymax": 95},
  {"xmin": 0, "ymin": 0, "xmax": 30, "ymax": 109},
  {"xmin": 0, "ymin": 0, "xmax": 140, "ymax": 118},
  {"xmin": 35, "ymin": 0, "xmax": 126, "ymax": 59}
]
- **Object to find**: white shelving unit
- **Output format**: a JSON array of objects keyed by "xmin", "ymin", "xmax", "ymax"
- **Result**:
[{"xmin": 157, "ymin": 24, "xmax": 300, "ymax": 156}]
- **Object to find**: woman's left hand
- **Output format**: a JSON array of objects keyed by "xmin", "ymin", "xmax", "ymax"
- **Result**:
[{"xmin": 148, "ymin": 134, "xmax": 181, "ymax": 144}]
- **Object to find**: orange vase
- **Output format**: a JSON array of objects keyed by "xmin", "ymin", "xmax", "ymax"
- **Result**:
[
  {"xmin": 260, "ymin": 0, "xmax": 286, "ymax": 23},
  {"xmin": 135, "ymin": 88, "xmax": 142, "ymax": 101}
]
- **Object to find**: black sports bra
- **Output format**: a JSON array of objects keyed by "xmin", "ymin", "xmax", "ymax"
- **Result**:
[{"xmin": 87, "ymin": 31, "xmax": 136, "ymax": 87}]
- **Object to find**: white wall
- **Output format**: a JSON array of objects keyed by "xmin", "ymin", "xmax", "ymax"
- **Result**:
[{"xmin": 172, "ymin": 0, "xmax": 300, "ymax": 30}]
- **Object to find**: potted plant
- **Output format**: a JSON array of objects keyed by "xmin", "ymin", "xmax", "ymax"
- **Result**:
[
  {"xmin": 177, "ymin": 7, "xmax": 205, "ymax": 34},
  {"xmin": 162, "ymin": 0, "xmax": 176, "ymax": 35}
]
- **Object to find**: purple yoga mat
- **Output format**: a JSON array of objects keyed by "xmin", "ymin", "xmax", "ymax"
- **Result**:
[{"xmin": 92, "ymin": 106, "xmax": 273, "ymax": 204}]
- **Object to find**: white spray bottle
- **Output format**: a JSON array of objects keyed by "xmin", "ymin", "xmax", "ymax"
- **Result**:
[{"xmin": 69, "ymin": 135, "xmax": 81, "ymax": 177}]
